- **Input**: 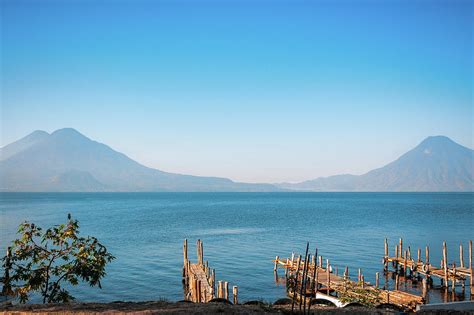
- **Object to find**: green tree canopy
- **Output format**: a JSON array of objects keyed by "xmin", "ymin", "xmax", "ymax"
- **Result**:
[{"xmin": 2, "ymin": 214, "xmax": 115, "ymax": 303}]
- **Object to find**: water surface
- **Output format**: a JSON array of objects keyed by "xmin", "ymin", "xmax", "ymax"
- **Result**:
[{"xmin": 1, "ymin": 192, "xmax": 473, "ymax": 304}]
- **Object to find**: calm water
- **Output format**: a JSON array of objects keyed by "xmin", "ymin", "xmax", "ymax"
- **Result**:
[{"xmin": 1, "ymin": 192, "xmax": 473, "ymax": 304}]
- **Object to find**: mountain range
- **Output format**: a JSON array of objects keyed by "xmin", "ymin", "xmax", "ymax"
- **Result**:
[
  {"xmin": 0, "ymin": 129, "xmax": 472, "ymax": 192},
  {"xmin": 277, "ymin": 136, "xmax": 473, "ymax": 192}
]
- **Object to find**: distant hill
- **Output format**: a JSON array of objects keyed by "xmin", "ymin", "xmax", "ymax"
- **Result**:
[
  {"xmin": 277, "ymin": 136, "xmax": 474, "ymax": 192},
  {"xmin": 0, "ymin": 128, "xmax": 280, "ymax": 192}
]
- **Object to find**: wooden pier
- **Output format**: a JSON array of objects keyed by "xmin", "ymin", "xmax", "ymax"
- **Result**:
[
  {"xmin": 182, "ymin": 239, "xmax": 238, "ymax": 304},
  {"xmin": 383, "ymin": 238, "xmax": 473, "ymax": 294},
  {"xmin": 273, "ymin": 243, "xmax": 424, "ymax": 313}
]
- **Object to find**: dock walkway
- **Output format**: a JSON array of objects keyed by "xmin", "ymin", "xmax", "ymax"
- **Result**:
[
  {"xmin": 273, "ymin": 245, "xmax": 424, "ymax": 312},
  {"xmin": 182, "ymin": 239, "xmax": 238, "ymax": 304}
]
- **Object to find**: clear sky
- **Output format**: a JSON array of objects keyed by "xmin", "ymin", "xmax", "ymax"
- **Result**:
[{"xmin": 1, "ymin": 0, "xmax": 473, "ymax": 183}]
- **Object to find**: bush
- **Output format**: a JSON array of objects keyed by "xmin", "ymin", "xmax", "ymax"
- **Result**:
[{"xmin": 1, "ymin": 214, "xmax": 115, "ymax": 303}]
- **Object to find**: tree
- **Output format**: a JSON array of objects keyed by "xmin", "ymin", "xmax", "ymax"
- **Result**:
[{"xmin": 1, "ymin": 214, "xmax": 115, "ymax": 303}]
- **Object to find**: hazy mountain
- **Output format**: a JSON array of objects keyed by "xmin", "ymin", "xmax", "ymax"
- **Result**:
[
  {"xmin": 0, "ymin": 128, "xmax": 280, "ymax": 192},
  {"xmin": 278, "ymin": 136, "xmax": 474, "ymax": 192}
]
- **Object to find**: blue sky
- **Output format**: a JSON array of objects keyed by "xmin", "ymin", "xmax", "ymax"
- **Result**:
[{"xmin": 1, "ymin": 0, "xmax": 472, "ymax": 183}]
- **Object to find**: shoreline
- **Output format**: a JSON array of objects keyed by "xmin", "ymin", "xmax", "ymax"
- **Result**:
[
  {"xmin": 2, "ymin": 300, "xmax": 473, "ymax": 314},
  {"xmin": 0, "ymin": 300, "xmax": 401, "ymax": 314}
]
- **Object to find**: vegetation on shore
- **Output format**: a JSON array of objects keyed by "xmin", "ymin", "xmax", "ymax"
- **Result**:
[{"xmin": 1, "ymin": 215, "xmax": 114, "ymax": 303}]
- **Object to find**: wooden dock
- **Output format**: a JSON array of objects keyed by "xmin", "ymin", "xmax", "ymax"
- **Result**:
[
  {"xmin": 383, "ymin": 238, "xmax": 473, "ymax": 293},
  {"xmin": 182, "ymin": 239, "xmax": 238, "ymax": 304},
  {"xmin": 273, "ymin": 243, "xmax": 424, "ymax": 313}
]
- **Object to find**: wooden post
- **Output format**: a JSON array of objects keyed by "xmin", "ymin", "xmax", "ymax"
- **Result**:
[
  {"xmin": 318, "ymin": 255, "xmax": 322, "ymax": 268},
  {"xmin": 399, "ymin": 238, "xmax": 403, "ymax": 258},
  {"xmin": 308, "ymin": 247, "xmax": 318, "ymax": 315},
  {"xmin": 417, "ymin": 248, "xmax": 421, "ymax": 264},
  {"xmin": 344, "ymin": 266, "xmax": 349, "ymax": 280},
  {"xmin": 196, "ymin": 239, "xmax": 201, "ymax": 265},
  {"xmin": 285, "ymin": 258, "xmax": 289, "ymax": 276},
  {"xmin": 197, "ymin": 280, "xmax": 202, "ymax": 303},
  {"xmin": 452, "ymin": 262, "xmax": 456, "ymax": 291},
  {"xmin": 200, "ymin": 240, "xmax": 204, "ymax": 266},
  {"xmin": 358, "ymin": 268, "xmax": 362, "ymax": 283},
  {"xmin": 210, "ymin": 269, "xmax": 215, "ymax": 297},
  {"xmin": 299, "ymin": 242, "xmax": 309, "ymax": 311},
  {"xmin": 403, "ymin": 250, "xmax": 408, "ymax": 277},
  {"xmin": 408, "ymin": 246, "xmax": 412, "ymax": 260},
  {"xmin": 233, "ymin": 286, "xmax": 238, "ymax": 304},
  {"xmin": 361, "ymin": 275, "xmax": 365, "ymax": 288},
  {"xmin": 395, "ymin": 274, "xmax": 399, "ymax": 291},
  {"xmin": 469, "ymin": 240, "xmax": 473, "ymax": 293},
  {"xmin": 291, "ymin": 255, "xmax": 302, "ymax": 312},
  {"xmin": 183, "ymin": 239, "xmax": 188, "ymax": 265},
  {"xmin": 217, "ymin": 281, "xmax": 223, "ymax": 298},
  {"xmin": 375, "ymin": 272, "xmax": 379, "ymax": 288},
  {"xmin": 422, "ymin": 278, "xmax": 427, "ymax": 301},
  {"xmin": 443, "ymin": 241, "xmax": 448, "ymax": 287},
  {"xmin": 395, "ymin": 245, "xmax": 399, "ymax": 260},
  {"xmin": 460, "ymin": 243, "xmax": 465, "ymax": 268},
  {"xmin": 384, "ymin": 238, "xmax": 388, "ymax": 257},
  {"xmin": 291, "ymin": 252, "xmax": 295, "ymax": 265},
  {"xmin": 194, "ymin": 278, "xmax": 199, "ymax": 302},
  {"xmin": 327, "ymin": 260, "xmax": 331, "ymax": 292},
  {"xmin": 426, "ymin": 246, "xmax": 430, "ymax": 265},
  {"xmin": 224, "ymin": 281, "xmax": 229, "ymax": 301},
  {"xmin": 274, "ymin": 256, "xmax": 279, "ymax": 271}
]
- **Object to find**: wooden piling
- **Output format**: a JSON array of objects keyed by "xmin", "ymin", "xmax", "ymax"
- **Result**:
[
  {"xmin": 399, "ymin": 238, "xmax": 403, "ymax": 258},
  {"xmin": 274, "ymin": 256, "xmax": 279, "ymax": 271},
  {"xmin": 452, "ymin": 262, "xmax": 456, "ymax": 291},
  {"xmin": 308, "ymin": 247, "xmax": 318, "ymax": 315},
  {"xmin": 422, "ymin": 278, "xmax": 427, "ymax": 300},
  {"xmin": 403, "ymin": 250, "xmax": 408, "ymax": 277},
  {"xmin": 291, "ymin": 255, "xmax": 302, "ymax": 312},
  {"xmin": 417, "ymin": 248, "xmax": 421, "ymax": 264},
  {"xmin": 224, "ymin": 281, "xmax": 229, "ymax": 301},
  {"xmin": 395, "ymin": 274, "xmax": 399, "ymax": 291},
  {"xmin": 460, "ymin": 243, "xmax": 465, "ymax": 268},
  {"xmin": 299, "ymin": 242, "xmax": 309, "ymax": 311},
  {"xmin": 426, "ymin": 246, "xmax": 430, "ymax": 265},
  {"xmin": 194, "ymin": 278, "xmax": 199, "ymax": 301},
  {"xmin": 470, "ymin": 240, "xmax": 473, "ymax": 293},
  {"xmin": 443, "ymin": 241, "xmax": 448, "ymax": 287},
  {"xmin": 375, "ymin": 272, "xmax": 379, "ymax": 288},
  {"xmin": 361, "ymin": 275, "xmax": 365, "ymax": 288},
  {"xmin": 183, "ymin": 239, "xmax": 188, "ymax": 265},
  {"xmin": 327, "ymin": 259, "xmax": 331, "ymax": 292},
  {"xmin": 384, "ymin": 238, "xmax": 388, "ymax": 257},
  {"xmin": 218, "ymin": 281, "xmax": 223, "ymax": 298},
  {"xmin": 233, "ymin": 286, "xmax": 238, "ymax": 304},
  {"xmin": 200, "ymin": 240, "xmax": 204, "ymax": 266},
  {"xmin": 197, "ymin": 280, "xmax": 202, "ymax": 303}
]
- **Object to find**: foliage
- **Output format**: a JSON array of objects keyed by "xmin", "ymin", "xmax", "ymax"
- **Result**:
[
  {"xmin": 338, "ymin": 280, "xmax": 382, "ymax": 307},
  {"xmin": 1, "ymin": 214, "xmax": 115, "ymax": 303}
]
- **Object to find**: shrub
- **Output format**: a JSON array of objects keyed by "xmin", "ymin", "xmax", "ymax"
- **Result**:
[{"xmin": 1, "ymin": 214, "xmax": 115, "ymax": 303}]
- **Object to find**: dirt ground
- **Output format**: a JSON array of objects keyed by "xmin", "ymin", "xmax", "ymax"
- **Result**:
[
  {"xmin": 1, "ymin": 301, "xmax": 473, "ymax": 314},
  {"xmin": 0, "ymin": 300, "xmax": 398, "ymax": 315}
]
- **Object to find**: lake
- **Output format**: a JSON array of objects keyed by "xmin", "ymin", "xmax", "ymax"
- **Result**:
[{"xmin": 1, "ymin": 192, "xmax": 473, "ymax": 304}]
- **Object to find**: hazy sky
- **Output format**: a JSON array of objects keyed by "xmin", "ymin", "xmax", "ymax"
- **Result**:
[{"xmin": 1, "ymin": 0, "xmax": 473, "ymax": 183}]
